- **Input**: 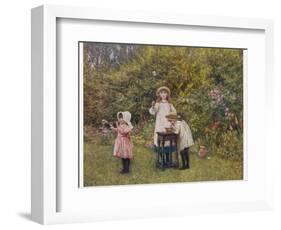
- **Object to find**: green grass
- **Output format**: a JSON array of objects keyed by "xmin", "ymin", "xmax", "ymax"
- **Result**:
[{"xmin": 84, "ymin": 141, "xmax": 243, "ymax": 186}]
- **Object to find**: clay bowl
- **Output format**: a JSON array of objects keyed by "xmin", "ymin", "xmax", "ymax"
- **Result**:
[
  {"xmin": 198, "ymin": 146, "xmax": 208, "ymax": 158},
  {"xmin": 165, "ymin": 127, "xmax": 173, "ymax": 133}
]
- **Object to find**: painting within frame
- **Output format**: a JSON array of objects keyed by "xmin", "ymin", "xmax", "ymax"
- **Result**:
[{"xmin": 79, "ymin": 42, "xmax": 244, "ymax": 187}]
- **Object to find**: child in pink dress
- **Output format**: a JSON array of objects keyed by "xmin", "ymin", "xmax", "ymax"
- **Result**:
[{"xmin": 110, "ymin": 111, "xmax": 133, "ymax": 174}]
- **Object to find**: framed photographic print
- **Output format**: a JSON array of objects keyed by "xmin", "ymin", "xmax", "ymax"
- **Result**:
[{"xmin": 31, "ymin": 5, "xmax": 274, "ymax": 225}]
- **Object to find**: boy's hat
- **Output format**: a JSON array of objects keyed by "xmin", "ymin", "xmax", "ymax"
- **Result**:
[
  {"xmin": 165, "ymin": 112, "xmax": 178, "ymax": 120},
  {"xmin": 117, "ymin": 111, "xmax": 133, "ymax": 129},
  {"xmin": 156, "ymin": 86, "xmax": 170, "ymax": 96}
]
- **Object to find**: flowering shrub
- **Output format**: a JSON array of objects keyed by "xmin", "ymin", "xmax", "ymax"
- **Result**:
[{"xmin": 208, "ymin": 88, "xmax": 224, "ymax": 107}]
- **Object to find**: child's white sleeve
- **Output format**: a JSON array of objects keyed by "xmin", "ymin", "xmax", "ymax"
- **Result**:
[
  {"xmin": 172, "ymin": 123, "xmax": 180, "ymax": 134},
  {"xmin": 149, "ymin": 103, "xmax": 159, "ymax": 115},
  {"xmin": 171, "ymin": 104, "xmax": 177, "ymax": 113}
]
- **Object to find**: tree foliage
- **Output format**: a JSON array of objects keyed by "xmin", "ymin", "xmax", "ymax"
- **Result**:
[{"xmin": 83, "ymin": 43, "xmax": 243, "ymax": 152}]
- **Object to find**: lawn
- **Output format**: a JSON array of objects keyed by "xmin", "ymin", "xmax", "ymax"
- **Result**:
[{"xmin": 84, "ymin": 141, "xmax": 243, "ymax": 187}]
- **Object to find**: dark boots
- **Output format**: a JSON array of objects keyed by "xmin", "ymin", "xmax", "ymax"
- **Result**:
[
  {"xmin": 126, "ymin": 159, "xmax": 130, "ymax": 173},
  {"xmin": 120, "ymin": 158, "xmax": 130, "ymax": 174},
  {"xmin": 180, "ymin": 148, "xmax": 190, "ymax": 170},
  {"xmin": 120, "ymin": 158, "xmax": 126, "ymax": 173}
]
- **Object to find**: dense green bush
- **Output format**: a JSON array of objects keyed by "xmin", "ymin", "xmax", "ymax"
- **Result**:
[
  {"xmin": 83, "ymin": 43, "xmax": 243, "ymax": 160},
  {"xmin": 215, "ymin": 131, "xmax": 243, "ymax": 160}
]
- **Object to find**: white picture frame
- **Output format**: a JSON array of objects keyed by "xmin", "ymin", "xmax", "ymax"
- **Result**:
[{"xmin": 31, "ymin": 5, "xmax": 274, "ymax": 225}]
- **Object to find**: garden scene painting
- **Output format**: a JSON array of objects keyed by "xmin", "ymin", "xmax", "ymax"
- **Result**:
[{"xmin": 81, "ymin": 42, "xmax": 244, "ymax": 186}]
